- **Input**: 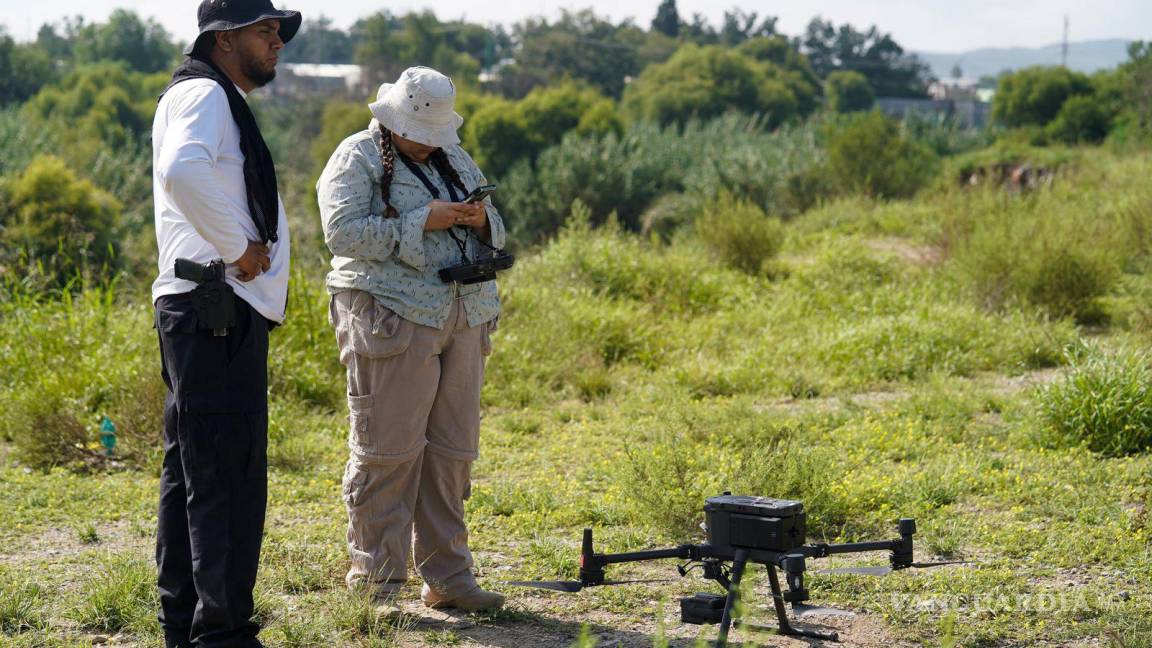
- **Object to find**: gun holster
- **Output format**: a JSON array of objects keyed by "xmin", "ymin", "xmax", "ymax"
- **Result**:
[{"xmin": 175, "ymin": 259, "xmax": 237, "ymax": 336}]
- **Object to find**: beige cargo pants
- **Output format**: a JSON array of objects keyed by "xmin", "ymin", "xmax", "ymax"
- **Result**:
[{"xmin": 331, "ymin": 290, "xmax": 493, "ymax": 598}]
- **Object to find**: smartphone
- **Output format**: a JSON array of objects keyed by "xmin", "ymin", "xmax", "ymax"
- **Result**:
[{"xmin": 464, "ymin": 184, "xmax": 497, "ymax": 204}]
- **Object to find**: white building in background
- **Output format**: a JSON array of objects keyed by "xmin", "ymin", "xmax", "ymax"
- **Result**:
[{"xmin": 264, "ymin": 63, "xmax": 370, "ymax": 99}]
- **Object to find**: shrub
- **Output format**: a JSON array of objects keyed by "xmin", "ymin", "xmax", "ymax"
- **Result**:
[
  {"xmin": 0, "ymin": 155, "xmax": 122, "ymax": 284},
  {"xmin": 621, "ymin": 44, "xmax": 802, "ymax": 128},
  {"xmin": 992, "ymin": 66, "xmax": 1094, "ymax": 128},
  {"xmin": 945, "ymin": 178, "xmax": 1121, "ymax": 324},
  {"xmin": 501, "ymin": 114, "xmax": 824, "ymax": 243},
  {"xmin": 464, "ymin": 82, "xmax": 619, "ymax": 178},
  {"xmin": 22, "ymin": 63, "xmax": 168, "ymax": 153},
  {"xmin": 825, "ymin": 70, "xmax": 874, "ymax": 113},
  {"xmin": 1036, "ymin": 344, "xmax": 1152, "ymax": 456},
  {"xmin": 1047, "ymin": 95, "xmax": 1114, "ymax": 144},
  {"xmin": 826, "ymin": 111, "xmax": 937, "ymax": 199},
  {"xmin": 695, "ymin": 191, "xmax": 785, "ymax": 274}
]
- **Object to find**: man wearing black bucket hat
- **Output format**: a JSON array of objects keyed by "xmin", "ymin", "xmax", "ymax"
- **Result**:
[{"xmin": 151, "ymin": 2, "xmax": 300, "ymax": 647}]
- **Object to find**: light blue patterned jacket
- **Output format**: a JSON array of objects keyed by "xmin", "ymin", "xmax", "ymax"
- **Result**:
[{"xmin": 318, "ymin": 119, "xmax": 506, "ymax": 330}]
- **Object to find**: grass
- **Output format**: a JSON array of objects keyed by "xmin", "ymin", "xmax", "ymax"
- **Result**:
[
  {"xmin": 2, "ymin": 151, "xmax": 1152, "ymax": 646},
  {"xmin": 1036, "ymin": 342, "xmax": 1152, "ymax": 456}
]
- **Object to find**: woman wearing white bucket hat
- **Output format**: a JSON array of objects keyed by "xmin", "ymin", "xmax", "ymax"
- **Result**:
[{"xmin": 317, "ymin": 66, "xmax": 507, "ymax": 615}]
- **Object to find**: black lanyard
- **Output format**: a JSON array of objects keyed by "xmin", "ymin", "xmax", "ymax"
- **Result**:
[
  {"xmin": 399, "ymin": 155, "xmax": 461, "ymax": 202},
  {"xmin": 398, "ymin": 155, "xmax": 472, "ymax": 261}
]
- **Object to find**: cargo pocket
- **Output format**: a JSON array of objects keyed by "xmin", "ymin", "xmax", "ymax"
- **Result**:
[
  {"xmin": 347, "ymin": 394, "xmax": 375, "ymax": 458},
  {"xmin": 342, "ymin": 461, "xmax": 368, "ymax": 508},
  {"xmin": 339, "ymin": 293, "xmax": 414, "ymax": 360}
]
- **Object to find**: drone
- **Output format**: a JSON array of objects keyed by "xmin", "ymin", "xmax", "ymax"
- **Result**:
[{"xmin": 510, "ymin": 494, "xmax": 964, "ymax": 647}]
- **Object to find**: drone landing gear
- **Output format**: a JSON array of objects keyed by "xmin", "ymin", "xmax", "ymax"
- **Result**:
[{"xmin": 703, "ymin": 549, "xmax": 838, "ymax": 647}]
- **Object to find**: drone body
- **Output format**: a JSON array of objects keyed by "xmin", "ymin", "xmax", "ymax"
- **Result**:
[{"xmin": 512, "ymin": 494, "xmax": 963, "ymax": 648}]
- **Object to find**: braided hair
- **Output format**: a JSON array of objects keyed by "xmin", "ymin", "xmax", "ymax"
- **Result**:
[
  {"xmin": 376, "ymin": 123, "xmax": 470, "ymax": 216},
  {"xmin": 376, "ymin": 123, "xmax": 399, "ymax": 218}
]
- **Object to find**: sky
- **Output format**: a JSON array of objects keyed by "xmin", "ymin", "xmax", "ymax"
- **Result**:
[{"xmin": 0, "ymin": 0, "xmax": 1148, "ymax": 53}]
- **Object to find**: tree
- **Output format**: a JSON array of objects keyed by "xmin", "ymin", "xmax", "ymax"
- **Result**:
[
  {"xmin": 621, "ymin": 45, "xmax": 800, "ymax": 128},
  {"xmin": 719, "ymin": 10, "xmax": 777, "ymax": 46},
  {"xmin": 509, "ymin": 10, "xmax": 640, "ymax": 98},
  {"xmin": 464, "ymin": 82, "xmax": 620, "ymax": 178},
  {"xmin": 825, "ymin": 71, "xmax": 875, "ymax": 113},
  {"xmin": 738, "ymin": 36, "xmax": 822, "ymax": 115},
  {"xmin": 0, "ymin": 30, "xmax": 57, "ymax": 105},
  {"xmin": 281, "ymin": 16, "xmax": 356, "ymax": 64},
  {"xmin": 36, "ymin": 19, "xmax": 80, "ymax": 62},
  {"xmin": 22, "ymin": 63, "xmax": 169, "ymax": 157},
  {"xmin": 71, "ymin": 9, "xmax": 178, "ymax": 73},
  {"xmin": 802, "ymin": 18, "xmax": 932, "ymax": 98},
  {"xmin": 353, "ymin": 11, "xmax": 501, "ymax": 88},
  {"xmin": 651, "ymin": 0, "xmax": 681, "ymax": 38},
  {"xmin": 0, "ymin": 156, "xmax": 121, "ymax": 282},
  {"xmin": 992, "ymin": 66, "xmax": 1094, "ymax": 127}
]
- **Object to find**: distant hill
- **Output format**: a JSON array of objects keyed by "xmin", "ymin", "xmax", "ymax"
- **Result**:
[{"xmin": 916, "ymin": 39, "xmax": 1134, "ymax": 79}]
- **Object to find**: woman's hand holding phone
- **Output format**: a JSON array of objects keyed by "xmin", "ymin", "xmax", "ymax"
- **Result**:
[{"xmin": 424, "ymin": 200, "xmax": 487, "ymax": 231}]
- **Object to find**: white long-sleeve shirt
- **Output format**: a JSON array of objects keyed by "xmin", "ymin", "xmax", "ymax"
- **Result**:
[{"xmin": 151, "ymin": 78, "xmax": 290, "ymax": 323}]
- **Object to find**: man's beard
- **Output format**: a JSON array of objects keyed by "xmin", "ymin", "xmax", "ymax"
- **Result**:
[{"xmin": 241, "ymin": 57, "xmax": 277, "ymax": 88}]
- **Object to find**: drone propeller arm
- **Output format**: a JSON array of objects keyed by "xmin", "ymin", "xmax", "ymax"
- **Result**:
[
  {"xmin": 799, "ymin": 518, "xmax": 916, "ymax": 567},
  {"xmin": 598, "ymin": 546, "xmax": 695, "ymax": 565},
  {"xmin": 802, "ymin": 539, "xmax": 901, "ymax": 558},
  {"xmin": 577, "ymin": 528, "xmax": 696, "ymax": 585}
]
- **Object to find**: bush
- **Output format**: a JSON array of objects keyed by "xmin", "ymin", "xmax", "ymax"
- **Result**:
[
  {"xmin": 0, "ymin": 155, "xmax": 122, "ymax": 283},
  {"xmin": 1036, "ymin": 344, "xmax": 1152, "ymax": 456},
  {"xmin": 825, "ymin": 70, "xmax": 874, "ymax": 113},
  {"xmin": 1047, "ymin": 95, "xmax": 1114, "ymax": 144},
  {"xmin": 944, "ymin": 169, "xmax": 1123, "ymax": 324},
  {"xmin": 501, "ymin": 114, "xmax": 825, "ymax": 243},
  {"xmin": 826, "ymin": 111, "xmax": 937, "ymax": 199},
  {"xmin": 695, "ymin": 191, "xmax": 785, "ymax": 274},
  {"xmin": 992, "ymin": 66, "xmax": 1094, "ymax": 128},
  {"xmin": 22, "ymin": 63, "xmax": 168, "ymax": 154},
  {"xmin": 621, "ymin": 44, "xmax": 802, "ymax": 128},
  {"xmin": 1, "ymin": 285, "xmax": 164, "ymax": 470},
  {"xmin": 464, "ymin": 82, "xmax": 620, "ymax": 178}
]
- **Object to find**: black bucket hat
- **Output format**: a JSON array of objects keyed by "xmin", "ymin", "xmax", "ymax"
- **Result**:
[{"xmin": 185, "ymin": 0, "xmax": 302, "ymax": 56}]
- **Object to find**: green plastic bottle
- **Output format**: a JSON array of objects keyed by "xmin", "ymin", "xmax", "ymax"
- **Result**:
[{"xmin": 100, "ymin": 416, "xmax": 117, "ymax": 456}]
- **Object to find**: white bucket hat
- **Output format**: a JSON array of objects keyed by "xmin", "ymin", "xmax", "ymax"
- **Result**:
[{"xmin": 369, "ymin": 67, "xmax": 464, "ymax": 148}]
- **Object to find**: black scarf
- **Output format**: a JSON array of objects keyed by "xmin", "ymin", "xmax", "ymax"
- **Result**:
[{"xmin": 160, "ymin": 54, "xmax": 280, "ymax": 244}]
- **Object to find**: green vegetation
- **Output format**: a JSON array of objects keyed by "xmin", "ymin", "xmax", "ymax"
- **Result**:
[
  {"xmin": 992, "ymin": 66, "xmax": 1095, "ymax": 128},
  {"xmin": 4, "ymin": 5, "xmax": 1152, "ymax": 648},
  {"xmin": 825, "ymin": 70, "xmax": 876, "ymax": 113},
  {"xmin": 1037, "ymin": 343, "xmax": 1152, "ymax": 456},
  {"xmin": 621, "ymin": 44, "xmax": 812, "ymax": 128},
  {"xmin": 825, "ymin": 111, "xmax": 937, "ymax": 199},
  {"xmin": 0, "ymin": 156, "xmax": 122, "ymax": 284},
  {"xmin": 465, "ymin": 82, "xmax": 621, "ymax": 178}
]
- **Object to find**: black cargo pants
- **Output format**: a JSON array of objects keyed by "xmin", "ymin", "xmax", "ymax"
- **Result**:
[{"xmin": 154, "ymin": 292, "xmax": 269, "ymax": 648}]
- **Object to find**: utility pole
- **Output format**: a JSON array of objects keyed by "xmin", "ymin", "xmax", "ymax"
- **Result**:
[{"xmin": 1061, "ymin": 14, "xmax": 1069, "ymax": 68}]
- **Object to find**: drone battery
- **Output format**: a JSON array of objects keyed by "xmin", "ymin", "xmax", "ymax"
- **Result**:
[
  {"xmin": 680, "ymin": 593, "xmax": 727, "ymax": 625},
  {"xmin": 704, "ymin": 495, "xmax": 806, "ymax": 552}
]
